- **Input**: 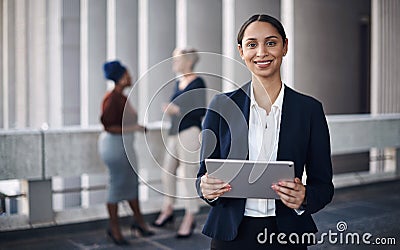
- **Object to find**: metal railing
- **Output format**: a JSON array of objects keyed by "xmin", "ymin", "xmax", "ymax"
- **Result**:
[{"xmin": 0, "ymin": 114, "xmax": 399, "ymax": 231}]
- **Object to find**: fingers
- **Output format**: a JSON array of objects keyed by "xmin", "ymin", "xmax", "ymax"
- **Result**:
[
  {"xmin": 273, "ymin": 188, "xmax": 302, "ymax": 208},
  {"xmin": 172, "ymin": 105, "xmax": 180, "ymax": 115},
  {"xmin": 200, "ymin": 173, "xmax": 231, "ymax": 200},
  {"xmin": 271, "ymin": 178, "xmax": 305, "ymax": 209},
  {"xmin": 294, "ymin": 177, "xmax": 302, "ymax": 184},
  {"xmin": 161, "ymin": 103, "xmax": 168, "ymax": 112},
  {"xmin": 275, "ymin": 178, "xmax": 304, "ymax": 191}
]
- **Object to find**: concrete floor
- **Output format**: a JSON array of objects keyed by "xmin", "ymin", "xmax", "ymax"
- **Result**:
[{"xmin": 1, "ymin": 180, "xmax": 399, "ymax": 250}]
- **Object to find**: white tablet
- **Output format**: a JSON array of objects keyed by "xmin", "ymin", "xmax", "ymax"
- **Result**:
[{"xmin": 205, "ymin": 159, "xmax": 294, "ymax": 199}]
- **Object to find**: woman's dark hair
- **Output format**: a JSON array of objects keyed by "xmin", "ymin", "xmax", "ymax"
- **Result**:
[{"xmin": 237, "ymin": 14, "xmax": 286, "ymax": 46}]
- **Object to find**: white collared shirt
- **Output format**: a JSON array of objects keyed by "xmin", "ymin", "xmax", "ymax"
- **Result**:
[{"xmin": 244, "ymin": 83, "xmax": 284, "ymax": 217}]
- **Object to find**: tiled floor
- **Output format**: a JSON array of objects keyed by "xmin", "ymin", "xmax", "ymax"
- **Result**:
[{"xmin": 1, "ymin": 180, "xmax": 399, "ymax": 249}]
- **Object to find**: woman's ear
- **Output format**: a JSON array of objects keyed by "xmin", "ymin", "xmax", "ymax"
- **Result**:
[
  {"xmin": 283, "ymin": 38, "xmax": 288, "ymax": 56},
  {"xmin": 237, "ymin": 44, "xmax": 244, "ymax": 60}
]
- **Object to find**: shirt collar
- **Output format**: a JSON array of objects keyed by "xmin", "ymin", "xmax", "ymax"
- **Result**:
[{"xmin": 250, "ymin": 82, "xmax": 285, "ymax": 111}]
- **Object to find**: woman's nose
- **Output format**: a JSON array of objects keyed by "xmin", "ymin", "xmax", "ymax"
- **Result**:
[{"xmin": 256, "ymin": 44, "xmax": 268, "ymax": 57}]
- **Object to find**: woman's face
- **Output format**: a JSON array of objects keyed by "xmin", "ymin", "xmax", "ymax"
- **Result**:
[
  {"xmin": 238, "ymin": 21, "xmax": 287, "ymax": 82},
  {"xmin": 172, "ymin": 50, "xmax": 191, "ymax": 74},
  {"xmin": 118, "ymin": 70, "xmax": 132, "ymax": 88}
]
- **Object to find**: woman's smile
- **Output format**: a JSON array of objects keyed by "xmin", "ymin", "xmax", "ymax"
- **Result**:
[{"xmin": 254, "ymin": 59, "xmax": 273, "ymax": 68}]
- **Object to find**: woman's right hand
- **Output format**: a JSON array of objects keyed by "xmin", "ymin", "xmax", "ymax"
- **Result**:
[
  {"xmin": 134, "ymin": 124, "xmax": 146, "ymax": 133},
  {"xmin": 200, "ymin": 173, "xmax": 231, "ymax": 200}
]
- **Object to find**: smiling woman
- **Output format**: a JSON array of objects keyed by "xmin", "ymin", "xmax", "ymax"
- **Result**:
[
  {"xmin": 196, "ymin": 14, "xmax": 334, "ymax": 250},
  {"xmin": 238, "ymin": 16, "xmax": 288, "ymax": 99}
]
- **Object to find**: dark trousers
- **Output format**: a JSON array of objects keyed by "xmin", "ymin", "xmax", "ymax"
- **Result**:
[{"xmin": 210, "ymin": 216, "xmax": 308, "ymax": 250}]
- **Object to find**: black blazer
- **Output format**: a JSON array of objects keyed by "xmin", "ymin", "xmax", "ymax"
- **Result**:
[{"xmin": 196, "ymin": 83, "xmax": 334, "ymax": 241}]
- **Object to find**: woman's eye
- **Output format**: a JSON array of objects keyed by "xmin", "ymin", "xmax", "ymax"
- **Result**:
[
  {"xmin": 247, "ymin": 43, "xmax": 257, "ymax": 48},
  {"xmin": 266, "ymin": 41, "xmax": 277, "ymax": 47}
]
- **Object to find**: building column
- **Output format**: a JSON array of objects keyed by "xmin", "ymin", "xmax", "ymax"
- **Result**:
[
  {"xmin": 0, "ymin": 0, "xmax": 4, "ymax": 128},
  {"xmin": 371, "ymin": 0, "xmax": 400, "ymax": 114},
  {"xmin": 222, "ymin": 0, "xmax": 236, "ymax": 92},
  {"xmin": 80, "ymin": 0, "xmax": 107, "ymax": 127},
  {"xmin": 47, "ymin": 0, "xmax": 63, "ymax": 128},
  {"xmin": 138, "ymin": 0, "xmax": 176, "ymax": 123},
  {"xmin": 280, "ymin": 0, "xmax": 294, "ymax": 88},
  {"xmin": 114, "ymin": 0, "xmax": 138, "ymax": 73},
  {"xmin": 27, "ymin": 0, "xmax": 48, "ymax": 128},
  {"xmin": 2, "ymin": 0, "xmax": 16, "ymax": 129},
  {"xmin": 370, "ymin": 0, "xmax": 400, "ymax": 173},
  {"xmin": 14, "ymin": 0, "xmax": 28, "ymax": 128},
  {"xmin": 106, "ymin": 0, "xmax": 139, "ymax": 106},
  {"xmin": 62, "ymin": 0, "xmax": 81, "ymax": 126},
  {"xmin": 185, "ymin": 0, "xmax": 223, "ymax": 98},
  {"xmin": 115, "ymin": 0, "xmax": 139, "ymax": 106},
  {"xmin": 4, "ymin": 0, "xmax": 64, "ymax": 129},
  {"xmin": 137, "ymin": 0, "xmax": 149, "ymax": 123}
]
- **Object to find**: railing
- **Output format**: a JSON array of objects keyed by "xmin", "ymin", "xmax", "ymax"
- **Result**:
[
  {"xmin": 0, "ymin": 114, "xmax": 399, "ymax": 231},
  {"xmin": 327, "ymin": 114, "xmax": 400, "ymax": 187}
]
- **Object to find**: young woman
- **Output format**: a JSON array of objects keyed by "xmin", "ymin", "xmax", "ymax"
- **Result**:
[
  {"xmin": 152, "ymin": 48, "xmax": 206, "ymax": 238},
  {"xmin": 98, "ymin": 61, "xmax": 154, "ymax": 246},
  {"xmin": 197, "ymin": 14, "xmax": 334, "ymax": 249}
]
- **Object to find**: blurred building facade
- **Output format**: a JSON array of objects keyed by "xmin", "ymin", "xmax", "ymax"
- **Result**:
[{"xmin": 1, "ymin": 0, "xmax": 399, "ymax": 130}]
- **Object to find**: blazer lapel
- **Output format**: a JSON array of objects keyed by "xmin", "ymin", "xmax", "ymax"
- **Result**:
[
  {"xmin": 239, "ymin": 82, "xmax": 251, "ymax": 126},
  {"xmin": 277, "ymin": 86, "xmax": 295, "ymax": 161},
  {"xmin": 227, "ymin": 82, "xmax": 251, "ymax": 160}
]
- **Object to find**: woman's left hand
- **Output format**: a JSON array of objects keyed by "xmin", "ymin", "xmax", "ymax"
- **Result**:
[
  {"xmin": 162, "ymin": 102, "xmax": 181, "ymax": 115},
  {"xmin": 271, "ymin": 177, "xmax": 305, "ymax": 209}
]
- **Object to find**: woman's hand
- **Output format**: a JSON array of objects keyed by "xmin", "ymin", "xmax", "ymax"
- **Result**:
[
  {"xmin": 162, "ymin": 102, "xmax": 181, "ymax": 115},
  {"xmin": 200, "ymin": 173, "xmax": 231, "ymax": 200},
  {"xmin": 134, "ymin": 124, "xmax": 146, "ymax": 132},
  {"xmin": 271, "ymin": 177, "xmax": 306, "ymax": 209}
]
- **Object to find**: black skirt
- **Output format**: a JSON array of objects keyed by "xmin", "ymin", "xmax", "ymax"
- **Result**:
[{"xmin": 210, "ymin": 216, "xmax": 308, "ymax": 250}]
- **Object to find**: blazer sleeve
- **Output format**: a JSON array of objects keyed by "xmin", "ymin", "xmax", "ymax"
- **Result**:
[
  {"xmin": 196, "ymin": 95, "xmax": 221, "ymax": 206},
  {"xmin": 304, "ymin": 102, "xmax": 334, "ymax": 215}
]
